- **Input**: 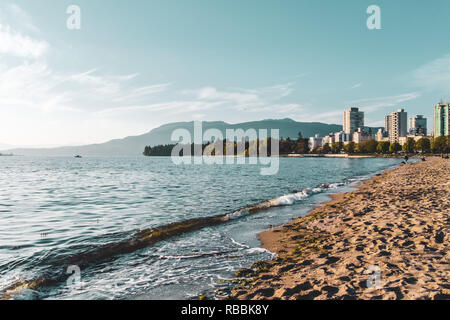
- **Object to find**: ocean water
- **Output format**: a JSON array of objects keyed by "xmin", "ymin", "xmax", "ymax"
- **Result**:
[{"xmin": 0, "ymin": 156, "xmax": 403, "ymax": 300}]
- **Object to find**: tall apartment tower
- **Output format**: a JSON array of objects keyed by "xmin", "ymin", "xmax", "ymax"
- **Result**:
[
  {"xmin": 385, "ymin": 115, "xmax": 391, "ymax": 135},
  {"xmin": 343, "ymin": 107, "xmax": 364, "ymax": 137},
  {"xmin": 386, "ymin": 109, "xmax": 408, "ymax": 143},
  {"xmin": 409, "ymin": 115, "xmax": 427, "ymax": 135},
  {"xmin": 434, "ymin": 102, "xmax": 450, "ymax": 137}
]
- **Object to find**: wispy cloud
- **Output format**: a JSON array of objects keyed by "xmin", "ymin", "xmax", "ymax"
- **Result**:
[
  {"xmin": 351, "ymin": 83, "xmax": 362, "ymax": 89},
  {"xmin": 292, "ymin": 73, "xmax": 308, "ymax": 79},
  {"xmin": 95, "ymin": 101, "xmax": 227, "ymax": 117},
  {"xmin": 295, "ymin": 109, "xmax": 343, "ymax": 124},
  {"xmin": 0, "ymin": 59, "xmax": 172, "ymax": 114},
  {"xmin": 295, "ymin": 92, "xmax": 421, "ymax": 125},
  {"xmin": 412, "ymin": 54, "xmax": 450, "ymax": 94},
  {"xmin": 0, "ymin": 62, "xmax": 75, "ymax": 112},
  {"xmin": 96, "ymin": 83, "xmax": 304, "ymax": 120},
  {"xmin": 3, "ymin": 3, "xmax": 41, "ymax": 33},
  {"xmin": 114, "ymin": 83, "xmax": 173, "ymax": 102},
  {"xmin": 183, "ymin": 83, "xmax": 299, "ymax": 113},
  {"xmin": 0, "ymin": 24, "xmax": 48, "ymax": 58},
  {"xmin": 348, "ymin": 92, "xmax": 421, "ymax": 113},
  {"xmin": 0, "ymin": 4, "xmax": 174, "ymax": 117}
]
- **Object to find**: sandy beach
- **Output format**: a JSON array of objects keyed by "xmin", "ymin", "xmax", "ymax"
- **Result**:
[{"xmin": 232, "ymin": 157, "xmax": 449, "ymax": 300}]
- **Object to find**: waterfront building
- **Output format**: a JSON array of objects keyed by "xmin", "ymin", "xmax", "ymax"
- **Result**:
[
  {"xmin": 322, "ymin": 134, "xmax": 335, "ymax": 147},
  {"xmin": 375, "ymin": 128, "xmax": 389, "ymax": 142},
  {"xmin": 353, "ymin": 128, "xmax": 373, "ymax": 144},
  {"xmin": 434, "ymin": 102, "xmax": 450, "ymax": 137},
  {"xmin": 409, "ymin": 115, "xmax": 427, "ymax": 135},
  {"xmin": 385, "ymin": 115, "xmax": 391, "ymax": 136},
  {"xmin": 308, "ymin": 134, "xmax": 322, "ymax": 150},
  {"xmin": 343, "ymin": 107, "xmax": 364, "ymax": 139},
  {"xmin": 334, "ymin": 131, "xmax": 350, "ymax": 143},
  {"xmin": 386, "ymin": 109, "xmax": 408, "ymax": 143}
]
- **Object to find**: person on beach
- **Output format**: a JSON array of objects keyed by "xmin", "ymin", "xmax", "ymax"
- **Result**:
[{"xmin": 404, "ymin": 155, "xmax": 409, "ymax": 163}]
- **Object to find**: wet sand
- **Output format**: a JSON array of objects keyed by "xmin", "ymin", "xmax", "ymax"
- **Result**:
[{"xmin": 232, "ymin": 158, "xmax": 449, "ymax": 300}]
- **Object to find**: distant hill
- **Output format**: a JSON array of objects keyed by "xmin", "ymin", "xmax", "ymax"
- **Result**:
[{"xmin": 1, "ymin": 119, "xmax": 381, "ymax": 156}]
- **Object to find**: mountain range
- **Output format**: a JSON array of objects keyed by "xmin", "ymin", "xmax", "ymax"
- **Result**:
[{"xmin": 1, "ymin": 119, "xmax": 381, "ymax": 156}]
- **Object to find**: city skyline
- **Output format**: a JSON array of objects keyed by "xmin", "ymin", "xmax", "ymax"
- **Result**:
[
  {"xmin": 1, "ymin": 0, "xmax": 450, "ymax": 147},
  {"xmin": 309, "ymin": 105, "xmax": 435, "ymax": 151}
]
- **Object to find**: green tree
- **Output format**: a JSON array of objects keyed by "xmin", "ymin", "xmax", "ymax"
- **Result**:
[
  {"xmin": 143, "ymin": 146, "xmax": 151, "ymax": 156},
  {"xmin": 322, "ymin": 143, "xmax": 331, "ymax": 154},
  {"xmin": 355, "ymin": 140, "xmax": 377, "ymax": 154},
  {"xmin": 311, "ymin": 146, "xmax": 322, "ymax": 154},
  {"xmin": 389, "ymin": 142, "xmax": 402, "ymax": 154},
  {"xmin": 355, "ymin": 143, "xmax": 364, "ymax": 153},
  {"xmin": 415, "ymin": 138, "xmax": 431, "ymax": 153},
  {"xmin": 376, "ymin": 141, "xmax": 390, "ymax": 154},
  {"xmin": 331, "ymin": 142, "xmax": 344, "ymax": 154},
  {"xmin": 402, "ymin": 138, "xmax": 415, "ymax": 153},
  {"xmin": 295, "ymin": 131, "xmax": 310, "ymax": 154},
  {"xmin": 365, "ymin": 140, "xmax": 378, "ymax": 154},
  {"xmin": 431, "ymin": 136, "xmax": 449, "ymax": 153},
  {"xmin": 343, "ymin": 142, "xmax": 356, "ymax": 154}
]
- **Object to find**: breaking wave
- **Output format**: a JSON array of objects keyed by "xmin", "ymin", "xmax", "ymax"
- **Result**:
[{"xmin": 224, "ymin": 182, "xmax": 344, "ymax": 220}]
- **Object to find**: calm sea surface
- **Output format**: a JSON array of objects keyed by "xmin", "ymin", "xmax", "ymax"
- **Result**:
[{"xmin": 0, "ymin": 156, "xmax": 403, "ymax": 299}]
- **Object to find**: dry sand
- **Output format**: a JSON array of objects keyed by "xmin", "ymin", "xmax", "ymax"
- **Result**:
[{"xmin": 232, "ymin": 157, "xmax": 449, "ymax": 300}]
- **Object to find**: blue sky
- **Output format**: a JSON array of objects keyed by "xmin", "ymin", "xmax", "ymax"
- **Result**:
[{"xmin": 0, "ymin": 0, "xmax": 449, "ymax": 146}]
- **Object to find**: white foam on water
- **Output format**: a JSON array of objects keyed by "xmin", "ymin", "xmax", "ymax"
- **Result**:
[
  {"xmin": 246, "ymin": 247, "xmax": 278, "ymax": 259},
  {"xmin": 246, "ymin": 247, "xmax": 271, "ymax": 254},
  {"xmin": 224, "ymin": 182, "xmax": 348, "ymax": 222},
  {"xmin": 229, "ymin": 237, "xmax": 250, "ymax": 249}
]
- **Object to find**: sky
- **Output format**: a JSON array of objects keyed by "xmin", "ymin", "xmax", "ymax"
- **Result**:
[{"xmin": 0, "ymin": 0, "xmax": 450, "ymax": 147}]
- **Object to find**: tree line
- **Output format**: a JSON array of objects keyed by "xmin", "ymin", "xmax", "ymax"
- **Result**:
[
  {"xmin": 143, "ymin": 133, "xmax": 307, "ymax": 157},
  {"xmin": 314, "ymin": 136, "xmax": 450, "ymax": 155},
  {"xmin": 144, "ymin": 133, "xmax": 450, "ymax": 156},
  {"xmin": 144, "ymin": 139, "xmax": 276, "ymax": 157}
]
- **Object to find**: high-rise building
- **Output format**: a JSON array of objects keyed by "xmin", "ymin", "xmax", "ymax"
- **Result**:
[
  {"xmin": 409, "ymin": 115, "xmax": 427, "ymax": 135},
  {"xmin": 434, "ymin": 102, "xmax": 450, "ymax": 137},
  {"xmin": 386, "ymin": 109, "xmax": 408, "ymax": 143},
  {"xmin": 343, "ymin": 107, "xmax": 364, "ymax": 137},
  {"xmin": 385, "ymin": 115, "xmax": 391, "ymax": 135}
]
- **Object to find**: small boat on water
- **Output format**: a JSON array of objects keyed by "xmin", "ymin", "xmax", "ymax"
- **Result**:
[{"xmin": 74, "ymin": 155, "xmax": 82, "ymax": 158}]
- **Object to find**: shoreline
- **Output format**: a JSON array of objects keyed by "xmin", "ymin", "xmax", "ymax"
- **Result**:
[{"xmin": 232, "ymin": 158, "xmax": 449, "ymax": 300}]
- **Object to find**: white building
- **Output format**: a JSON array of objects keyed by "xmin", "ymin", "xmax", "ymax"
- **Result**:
[
  {"xmin": 343, "ymin": 107, "xmax": 364, "ymax": 139},
  {"xmin": 386, "ymin": 109, "xmax": 408, "ymax": 143},
  {"xmin": 353, "ymin": 128, "xmax": 373, "ymax": 144},
  {"xmin": 334, "ymin": 131, "xmax": 350, "ymax": 143},
  {"xmin": 308, "ymin": 134, "xmax": 322, "ymax": 150},
  {"xmin": 375, "ymin": 128, "xmax": 389, "ymax": 142},
  {"xmin": 322, "ymin": 134, "xmax": 335, "ymax": 147}
]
